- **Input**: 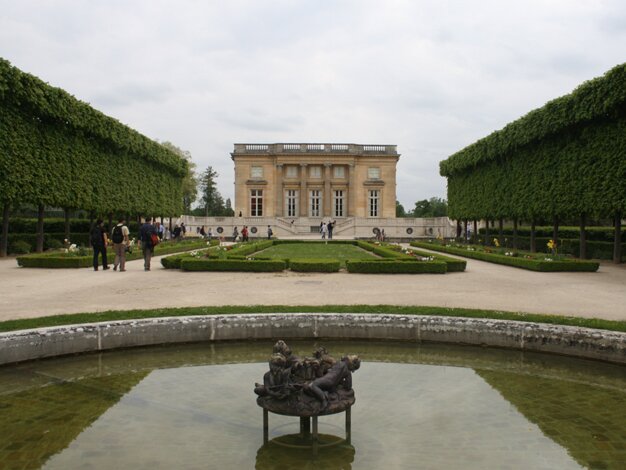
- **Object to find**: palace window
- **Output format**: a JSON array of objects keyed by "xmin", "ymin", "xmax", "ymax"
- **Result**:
[
  {"xmin": 310, "ymin": 190, "xmax": 321, "ymax": 217},
  {"xmin": 333, "ymin": 166, "xmax": 345, "ymax": 178},
  {"xmin": 309, "ymin": 166, "xmax": 322, "ymax": 178},
  {"xmin": 286, "ymin": 190, "xmax": 298, "ymax": 217},
  {"xmin": 368, "ymin": 190, "xmax": 379, "ymax": 217},
  {"xmin": 251, "ymin": 166, "xmax": 263, "ymax": 179},
  {"xmin": 334, "ymin": 190, "xmax": 345, "ymax": 217},
  {"xmin": 286, "ymin": 165, "xmax": 298, "ymax": 178},
  {"xmin": 250, "ymin": 189, "xmax": 263, "ymax": 216},
  {"xmin": 368, "ymin": 167, "xmax": 380, "ymax": 180}
]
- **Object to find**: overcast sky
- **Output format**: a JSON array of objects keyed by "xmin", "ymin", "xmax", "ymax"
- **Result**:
[{"xmin": 1, "ymin": 0, "xmax": 625, "ymax": 209}]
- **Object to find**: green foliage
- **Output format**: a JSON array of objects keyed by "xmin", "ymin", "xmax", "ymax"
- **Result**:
[
  {"xmin": 346, "ymin": 259, "xmax": 447, "ymax": 273},
  {"xmin": 289, "ymin": 258, "xmax": 341, "ymax": 272},
  {"xmin": 413, "ymin": 197, "xmax": 448, "ymax": 217},
  {"xmin": 160, "ymin": 141, "xmax": 197, "ymax": 213},
  {"xmin": 396, "ymin": 200, "xmax": 407, "ymax": 217},
  {"xmin": 180, "ymin": 258, "xmax": 286, "ymax": 272},
  {"xmin": 0, "ymin": 58, "xmax": 186, "ymax": 216},
  {"xmin": 9, "ymin": 240, "xmax": 31, "ymax": 254},
  {"xmin": 440, "ymin": 64, "xmax": 626, "ymax": 221},
  {"xmin": 196, "ymin": 166, "xmax": 231, "ymax": 216},
  {"xmin": 411, "ymin": 242, "xmax": 600, "ymax": 272},
  {"xmin": 408, "ymin": 245, "xmax": 467, "ymax": 272},
  {"xmin": 355, "ymin": 241, "xmax": 413, "ymax": 259},
  {"xmin": 226, "ymin": 240, "xmax": 274, "ymax": 257},
  {"xmin": 16, "ymin": 239, "xmax": 210, "ymax": 268}
]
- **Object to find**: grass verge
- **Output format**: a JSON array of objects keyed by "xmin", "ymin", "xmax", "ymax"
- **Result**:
[{"xmin": 1, "ymin": 305, "xmax": 624, "ymax": 333}]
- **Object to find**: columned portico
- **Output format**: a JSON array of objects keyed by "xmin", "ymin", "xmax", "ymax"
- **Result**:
[{"xmin": 232, "ymin": 143, "xmax": 399, "ymax": 219}]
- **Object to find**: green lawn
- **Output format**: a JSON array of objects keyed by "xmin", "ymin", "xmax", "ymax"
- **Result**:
[{"xmin": 255, "ymin": 242, "xmax": 378, "ymax": 266}]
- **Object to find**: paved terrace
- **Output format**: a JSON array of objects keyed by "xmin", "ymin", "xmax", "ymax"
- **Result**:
[{"xmin": 1, "ymin": 248, "xmax": 625, "ymax": 322}]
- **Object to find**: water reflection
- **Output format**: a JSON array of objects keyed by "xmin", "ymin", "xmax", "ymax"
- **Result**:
[
  {"xmin": 0, "ymin": 340, "xmax": 624, "ymax": 469},
  {"xmin": 256, "ymin": 437, "xmax": 355, "ymax": 469}
]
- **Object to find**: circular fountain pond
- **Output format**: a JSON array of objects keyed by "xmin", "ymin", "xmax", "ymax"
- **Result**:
[{"xmin": 1, "ymin": 340, "xmax": 625, "ymax": 469}]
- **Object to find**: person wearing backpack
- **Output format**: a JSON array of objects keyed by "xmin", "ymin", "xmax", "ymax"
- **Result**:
[
  {"xmin": 139, "ymin": 217, "xmax": 158, "ymax": 271},
  {"xmin": 90, "ymin": 219, "xmax": 109, "ymax": 271},
  {"xmin": 111, "ymin": 218, "xmax": 129, "ymax": 272}
]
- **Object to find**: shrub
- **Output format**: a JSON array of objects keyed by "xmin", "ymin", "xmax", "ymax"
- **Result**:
[
  {"xmin": 46, "ymin": 239, "xmax": 64, "ymax": 250},
  {"xmin": 346, "ymin": 260, "xmax": 447, "ymax": 274},
  {"xmin": 409, "ymin": 245, "xmax": 467, "ymax": 272},
  {"xmin": 411, "ymin": 242, "xmax": 599, "ymax": 272},
  {"xmin": 180, "ymin": 258, "xmax": 286, "ymax": 272},
  {"xmin": 289, "ymin": 258, "xmax": 341, "ymax": 272},
  {"xmin": 10, "ymin": 240, "xmax": 32, "ymax": 254}
]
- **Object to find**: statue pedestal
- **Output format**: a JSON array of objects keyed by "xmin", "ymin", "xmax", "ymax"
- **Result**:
[{"xmin": 257, "ymin": 393, "xmax": 355, "ymax": 454}]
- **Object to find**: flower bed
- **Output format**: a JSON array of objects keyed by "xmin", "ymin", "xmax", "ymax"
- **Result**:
[
  {"xmin": 407, "ymin": 247, "xmax": 467, "ymax": 272},
  {"xmin": 16, "ymin": 239, "xmax": 217, "ymax": 268},
  {"xmin": 410, "ymin": 242, "xmax": 599, "ymax": 272},
  {"xmin": 161, "ymin": 240, "xmax": 449, "ymax": 274}
]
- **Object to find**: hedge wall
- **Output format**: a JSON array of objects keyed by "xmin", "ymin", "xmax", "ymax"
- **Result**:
[
  {"xmin": 408, "ymin": 245, "xmax": 467, "ymax": 272},
  {"xmin": 0, "ymin": 58, "xmax": 188, "ymax": 255},
  {"xmin": 439, "ymin": 63, "xmax": 626, "ymax": 264},
  {"xmin": 180, "ymin": 259, "xmax": 286, "ymax": 272},
  {"xmin": 346, "ymin": 260, "xmax": 447, "ymax": 274},
  {"xmin": 411, "ymin": 242, "xmax": 599, "ymax": 272},
  {"xmin": 289, "ymin": 258, "xmax": 341, "ymax": 272}
]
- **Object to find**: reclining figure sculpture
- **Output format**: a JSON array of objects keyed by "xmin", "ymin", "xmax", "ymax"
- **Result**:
[{"xmin": 254, "ymin": 340, "xmax": 360, "ymax": 416}]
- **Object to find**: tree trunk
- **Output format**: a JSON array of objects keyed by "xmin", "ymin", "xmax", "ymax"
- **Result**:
[
  {"xmin": 472, "ymin": 220, "xmax": 477, "ymax": 243},
  {"xmin": 0, "ymin": 202, "xmax": 9, "ymax": 257},
  {"xmin": 456, "ymin": 220, "xmax": 462, "ymax": 240},
  {"xmin": 484, "ymin": 219, "xmax": 490, "ymax": 245},
  {"xmin": 463, "ymin": 219, "xmax": 468, "ymax": 242},
  {"xmin": 498, "ymin": 218, "xmax": 504, "ymax": 246},
  {"xmin": 579, "ymin": 213, "xmax": 587, "ymax": 259},
  {"xmin": 169, "ymin": 216, "xmax": 173, "ymax": 233},
  {"xmin": 614, "ymin": 212, "xmax": 622, "ymax": 264},
  {"xmin": 513, "ymin": 218, "xmax": 518, "ymax": 250},
  {"xmin": 64, "ymin": 208, "xmax": 71, "ymax": 242},
  {"xmin": 36, "ymin": 204, "xmax": 45, "ymax": 253},
  {"xmin": 552, "ymin": 216, "xmax": 559, "ymax": 248},
  {"xmin": 530, "ymin": 219, "xmax": 536, "ymax": 253}
]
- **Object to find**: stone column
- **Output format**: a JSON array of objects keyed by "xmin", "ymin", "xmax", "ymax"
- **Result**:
[
  {"xmin": 348, "ymin": 163, "xmax": 355, "ymax": 217},
  {"xmin": 275, "ymin": 164, "xmax": 283, "ymax": 217},
  {"xmin": 299, "ymin": 163, "xmax": 308, "ymax": 217},
  {"xmin": 324, "ymin": 163, "xmax": 332, "ymax": 217}
]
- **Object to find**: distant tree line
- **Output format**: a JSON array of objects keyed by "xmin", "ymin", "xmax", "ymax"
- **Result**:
[{"xmin": 396, "ymin": 198, "xmax": 448, "ymax": 218}]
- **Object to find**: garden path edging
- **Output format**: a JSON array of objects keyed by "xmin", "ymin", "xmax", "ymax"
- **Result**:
[{"xmin": 1, "ymin": 313, "xmax": 625, "ymax": 366}]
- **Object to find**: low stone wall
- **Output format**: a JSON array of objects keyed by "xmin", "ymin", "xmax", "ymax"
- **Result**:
[{"xmin": 1, "ymin": 314, "xmax": 625, "ymax": 366}]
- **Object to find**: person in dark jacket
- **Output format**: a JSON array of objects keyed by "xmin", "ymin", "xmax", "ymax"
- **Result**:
[
  {"xmin": 139, "ymin": 217, "xmax": 158, "ymax": 271},
  {"xmin": 90, "ymin": 219, "xmax": 109, "ymax": 271}
]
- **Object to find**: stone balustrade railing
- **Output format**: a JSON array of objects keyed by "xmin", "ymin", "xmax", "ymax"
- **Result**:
[{"xmin": 233, "ymin": 143, "xmax": 398, "ymax": 155}]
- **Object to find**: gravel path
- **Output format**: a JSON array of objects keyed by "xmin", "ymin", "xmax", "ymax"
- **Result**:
[{"xmin": 1, "ymin": 250, "xmax": 625, "ymax": 321}]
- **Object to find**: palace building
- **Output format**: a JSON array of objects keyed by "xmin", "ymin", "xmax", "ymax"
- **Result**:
[{"xmin": 231, "ymin": 143, "xmax": 399, "ymax": 219}]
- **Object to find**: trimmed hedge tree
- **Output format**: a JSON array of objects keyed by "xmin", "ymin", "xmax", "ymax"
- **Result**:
[
  {"xmin": 440, "ymin": 63, "xmax": 626, "ymax": 263},
  {"xmin": 0, "ymin": 58, "xmax": 188, "ymax": 255}
]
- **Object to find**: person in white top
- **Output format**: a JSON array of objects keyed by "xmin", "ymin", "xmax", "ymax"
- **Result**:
[{"xmin": 321, "ymin": 222, "xmax": 328, "ymax": 240}]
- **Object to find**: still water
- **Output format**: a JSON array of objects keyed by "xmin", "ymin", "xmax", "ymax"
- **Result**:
[{"xmin": 0, "ymin": 340, "xmax": 625, "ymax": 469}]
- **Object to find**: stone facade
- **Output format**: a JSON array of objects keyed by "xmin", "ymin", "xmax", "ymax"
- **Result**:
[{"xmin": 231, "ymin": 143, "xmax": 399, "ymax": 219}]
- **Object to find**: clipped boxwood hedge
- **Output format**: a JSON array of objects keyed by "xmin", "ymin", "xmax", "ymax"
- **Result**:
[
  {"xmin": 289, "ymin": 258, "xmax": 341, "ymax": 272},
  {"xmin": 16, "ymin": 239, "xmax": 214, "ymax": 268},
  {"xmin": 408, "ymin": 245, "xmax": 467, "ymax": 272},
  {"xmin": 411, "ymin": 242, "xmax": 599, "ymax": 272},
  {"xmin": 180, "ymin": 258, "xmax": 286, "ymax": 272},
  {"xmin": 346, "ymin": 260, "xmax": 447, "ymax": 274}
]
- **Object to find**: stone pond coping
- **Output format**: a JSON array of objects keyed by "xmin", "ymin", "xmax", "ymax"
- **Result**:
[{"xmin": 1, "ymin": 313, "xmax": 625, "ymax": 366}]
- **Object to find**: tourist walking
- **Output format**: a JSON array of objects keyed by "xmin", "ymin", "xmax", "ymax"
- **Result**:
[
  {"xmin": 200, "ymin": 226, "xmax": 206, "ymax": 238},
  {"xmin": 90, "ymin": 219, "xmax": 109, "ymax": 271},
  {"xmin": 207, "ymin": 227, "xmax": 212, "ymax": 240},
  {"xmin": 267, "ymin": 225, "xmax": 273, "ymax": 239},
  {"xmin": 139, "ymin": 217, "xmax": 158, "ymax": 271},
  {"xmin": 321, "ymin": 222, "xmax": 328, "ymax": 240},
  {"xmin": 233, "ymin": 226, "xmax": 239, "ymax": 242},
  {"xmin": 328, "ymin": 220, "xmax": 335, "ymax": 240},
  {"xmin": 111, "ymin": 217, "xmax": 129, "ymax": 272},
  {"xmin": 173, "ymin": 224, "xmax": 182, "ymax": 240},
  {"xmin": 180, "ymin": 222, "xmax": 187, "ymax": 238},
  {"xmin": 242, "ymin": 226, "xmax": 249, "ymax": 242}
]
